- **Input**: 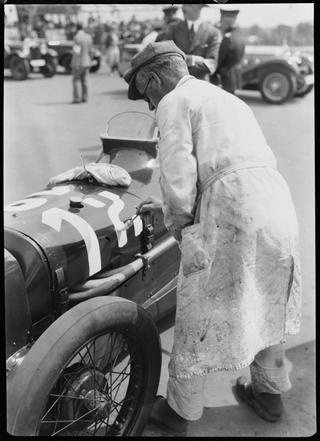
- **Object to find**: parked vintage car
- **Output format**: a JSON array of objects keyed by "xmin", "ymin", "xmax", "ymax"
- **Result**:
[
  {"xmin": 118, "ymin": 43, "xmax": 314, "ymax": 104},
  {"xmin": 240, "ymin": 45, "xmax": 314, "ymax": 104},
  {"xmin": 5, "ymin": 112, "xmax": 180, "ymax": 436},
  {"xmin": 4, "ymin": 37, "xmax": 58, "ymax": 80},
  {"xmin": 47, "ymin": 39, "xmax": 101, "ymax": 74}
]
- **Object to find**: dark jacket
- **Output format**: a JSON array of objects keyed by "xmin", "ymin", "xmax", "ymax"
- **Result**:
[
  {"xmin": 214, "ymin": 27, "xmax": 245, "ymax": 93},
  {"xmin": 157, "ymin": 20, "xmax": 220, "ymax": 80}
]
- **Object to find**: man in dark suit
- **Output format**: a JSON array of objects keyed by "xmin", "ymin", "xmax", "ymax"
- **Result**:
[
  {"xmin": 211, "ymin": 7, "xmax": 246, "ymax": 94},
  {"xmin": 157, "ymin": 4, "xmax": 220, "ymax": 80}
]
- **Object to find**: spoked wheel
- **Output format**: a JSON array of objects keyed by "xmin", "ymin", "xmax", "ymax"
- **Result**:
[
  {"xmin": 259, "ymin": 67, "xmax": 297, "ymax": 104},
  {"xmin": 7, "ymin": 297, "xmax": 162, "ymax": 436}
]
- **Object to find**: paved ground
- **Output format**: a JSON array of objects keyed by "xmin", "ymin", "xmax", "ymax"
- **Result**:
[{"xmin": 4, "ymin": 62, "xmax": 315, "ymax": 437}]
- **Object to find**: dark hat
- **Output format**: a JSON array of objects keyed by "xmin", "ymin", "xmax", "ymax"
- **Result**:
[
  {"xmin": 163, "ymin": 5, "xmax": 179, "ymax": 14},
  {"xmin": 124, "ymin": 41, "xmax": 186, "ymax": 101}
]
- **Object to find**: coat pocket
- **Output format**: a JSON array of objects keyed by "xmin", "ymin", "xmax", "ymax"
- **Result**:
[{"xmin": 180, "ymin": 223, "xmax": 210, "ymax": 277}]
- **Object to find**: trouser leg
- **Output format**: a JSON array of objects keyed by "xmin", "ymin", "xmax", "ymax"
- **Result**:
[
  {"xmin": 72, "ymin": 70, "xmax": 81, "ymax": 102},
  {"xmin": 166, "ymin": 356, "xmax": 206, "ymax": 421},
  {"xmin": 250, "ymin": 343, "xmax": 291, "ymax": 394},
  {"xmin": 81, "ymin": 67, "xmax": 89, "ymax": 102}
]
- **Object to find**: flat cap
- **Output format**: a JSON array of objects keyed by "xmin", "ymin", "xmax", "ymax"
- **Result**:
[{"xmin": 124, "ymin": 40, "xmax": 186, "ymax": 101}]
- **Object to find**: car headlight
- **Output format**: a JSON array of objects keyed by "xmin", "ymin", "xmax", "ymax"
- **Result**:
[{"xmin": 288, "ymin": 55, "xmax": 302, "ymax": 66}]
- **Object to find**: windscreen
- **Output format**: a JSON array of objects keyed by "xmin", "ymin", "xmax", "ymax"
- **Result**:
[{"xmin": 105, "ymin": 111, "xmax": 157, "ymax": 140}]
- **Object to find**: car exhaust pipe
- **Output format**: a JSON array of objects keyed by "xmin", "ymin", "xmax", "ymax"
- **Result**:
[{"xmin": 69, "ymin": 235, "xmax": 177, "ymax": 304}]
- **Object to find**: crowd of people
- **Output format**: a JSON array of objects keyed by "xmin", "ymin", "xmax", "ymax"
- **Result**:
[{"xmin": 70, "ymin": 4, "xmax": 247, "ymax": 103}]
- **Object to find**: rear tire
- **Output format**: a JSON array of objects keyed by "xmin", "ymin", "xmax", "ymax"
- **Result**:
[
  {"xmin": 259, "ymin": 67, "xmax": 297, "ymax": 104},
  {"xmin": 7, "ymin": 297, "xmax": 162, "ymax": 436},
  {"xmin": 90, "ymin": 57, "xmax": 101, "ymax": 73}
]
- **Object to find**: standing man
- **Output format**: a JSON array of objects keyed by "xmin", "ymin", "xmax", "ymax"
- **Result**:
[
  {"xmin": 211, "ymin": 7, "xmax": 246, "ymax": 94},
  {"xmin": 124, "ymin": 41, "xmax": 301, "ymax": 436},
  {"xmin": 162, "ymin": 5, "xmax": 182, "ymax": 29},
  {"xmin": 157, "ymin": 4, "xmax": 220, "ymax": 80},
  {"xmin": 71, "ymin": 23, "xmax": 93, "ymax": 104}
]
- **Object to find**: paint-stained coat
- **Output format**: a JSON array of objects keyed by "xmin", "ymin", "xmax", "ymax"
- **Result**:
[{"xmin": 155, "ymin": 76, "xmax": 301, "ymax": 378}]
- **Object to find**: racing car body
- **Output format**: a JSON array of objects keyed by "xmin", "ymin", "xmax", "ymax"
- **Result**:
[{"xmin": 5, "ymin": 113, "xmax": 180, "ymax": 436}]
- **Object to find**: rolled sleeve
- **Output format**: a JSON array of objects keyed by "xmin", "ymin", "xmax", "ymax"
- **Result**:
[{"xmin": 156, "ymin": 97, "xmax": 198, "ymax": 236}]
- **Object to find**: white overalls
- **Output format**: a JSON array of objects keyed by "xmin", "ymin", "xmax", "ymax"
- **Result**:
[{"xmin": 155, "ymin": 76, "xmax": 301, "ymax": 419}]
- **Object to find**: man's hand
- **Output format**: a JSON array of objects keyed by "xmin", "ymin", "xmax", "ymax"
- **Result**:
[
  {"xmin": 136, "ymin": 196, "xmax": 163, "ymax": 214},
  {"xmin": 185, "ymin": 54, "xmax": 205, "ymax": 66}
]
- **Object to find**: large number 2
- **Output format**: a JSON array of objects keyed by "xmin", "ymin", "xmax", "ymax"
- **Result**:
[{"xmin": 42, "ymin": 208, "xmax": 102, "ymax": 276}]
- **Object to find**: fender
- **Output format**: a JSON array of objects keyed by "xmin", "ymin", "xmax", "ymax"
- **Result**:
[
  {"xmin": 5, "ymin": 249, "xmax": 32, "ymax": 359},
  {"xmin": 242, "ymin": 58, "xmax": 300, "ymax": 84}
]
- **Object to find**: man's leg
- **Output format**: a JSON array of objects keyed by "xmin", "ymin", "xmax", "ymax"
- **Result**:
[
  {"xmin": 167, "ymin": 368, "xmax": 206, "ymax": 421},
  {"xmin": 250, "ymin": 343, "xmax": 291, "ymax": 394},
  {"xmin": 235, "ymin": 343, "xmax": 291, "ymax": 422},
  {"xmin": 149, "ymin": 356, "xmax": 206, "ymax": 435},
  {"xmin": 72, "ymin": 69, "xmax": 81, "ymax": 103},
  {"xmin": 81, "ymin": 67, "xmax": 89, "ymax": 102}
]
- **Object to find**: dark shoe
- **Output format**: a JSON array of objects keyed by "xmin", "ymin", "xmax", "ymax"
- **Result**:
[
  {"xmin": 233, "ymin": 376, "xmax": 284, "ymax": 423},
  {"xmin": 149, "ymin": 395, "xmax": 188, "ymax": 436},
  {"xmin": 71, "ymin": 100, "xmax": 81, "ymax": 104}
]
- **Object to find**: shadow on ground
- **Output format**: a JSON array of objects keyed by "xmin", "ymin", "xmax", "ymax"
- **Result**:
[{"xmin": 142, "ymin": 340, "xmax": 316, "ymax": 437}]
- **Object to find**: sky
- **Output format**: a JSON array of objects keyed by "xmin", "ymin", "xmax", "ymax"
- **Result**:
[
  {"xmin": 198, "ymin": 3, "xmax": 314, "ymax": 27},
  {"xmin": 4, "ymin": 3, "xmax": 314, "ymax": 27}
]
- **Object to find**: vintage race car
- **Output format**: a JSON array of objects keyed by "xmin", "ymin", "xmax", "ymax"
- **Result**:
[
  {"xmin": 118, "ymin": 43, "xmax": 314, "ymax": 104},
  {"xmin": 5, "ymin": 112, "xmax": 180, "ymax": 436}
]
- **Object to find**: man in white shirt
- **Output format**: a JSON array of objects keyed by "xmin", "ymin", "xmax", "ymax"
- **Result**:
[
  {"xmin": 156, "ymin": 4, "xmax": 220, "ymax": 80},
  {"xmin": 124, "ymin": 41, "xmax": 301, "ymax": 436}
]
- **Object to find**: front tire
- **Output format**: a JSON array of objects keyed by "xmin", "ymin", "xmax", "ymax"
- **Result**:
[
  {"xmin": 7, "ymin": 297, "xmax": 162, "ymax": 436},
  {"xmin": 259, "ymin": 67, "xmax": 297, "ymax": 104},
  {"xmin": 10, "ymin": 57, "xmax": 30, "ymax": 80},
  {"xmin": 40, "ymin": 57, "xmax": 57, "ymax": 78}
]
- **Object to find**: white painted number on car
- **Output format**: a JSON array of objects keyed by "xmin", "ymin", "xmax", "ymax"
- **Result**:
[
  {"xmin": 42, "ymin": 207, "xmax": 102, "ymax": 276},
  {"xmin": 4, "ymin": 186, "xmax": 70, "ymax": 212},
  {"xmin": 99, "ymin": 190, "xmax": 128, "ymax": 248}
]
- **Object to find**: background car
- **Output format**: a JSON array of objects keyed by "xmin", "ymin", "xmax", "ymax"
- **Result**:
[
  {"xmin": 240, "ymin": 45, "xmax": 314, "ymax": 104},
  {"xmin": 5, "ymin": 112, "xmax": 180, "ymax": 436},
  {"xmin": 118, "ymin": 43, "xmax": 314, "ymax": 104},
  {"xmin": 47, "ymin": 31, "xmax": 101, "ymax": 74},
  {"xmin": 4, "ymin": 26, "xmax": 58, "ymax": 80}
]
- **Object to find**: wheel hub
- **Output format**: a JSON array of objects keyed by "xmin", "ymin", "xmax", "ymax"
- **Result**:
[
  {"xmin": 83, "ymin": 388, "xmax": 111, "ymax": 419},
  {"xmin": 60, "ymin": 367, "xmax": 111, "ymax": 428}
]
